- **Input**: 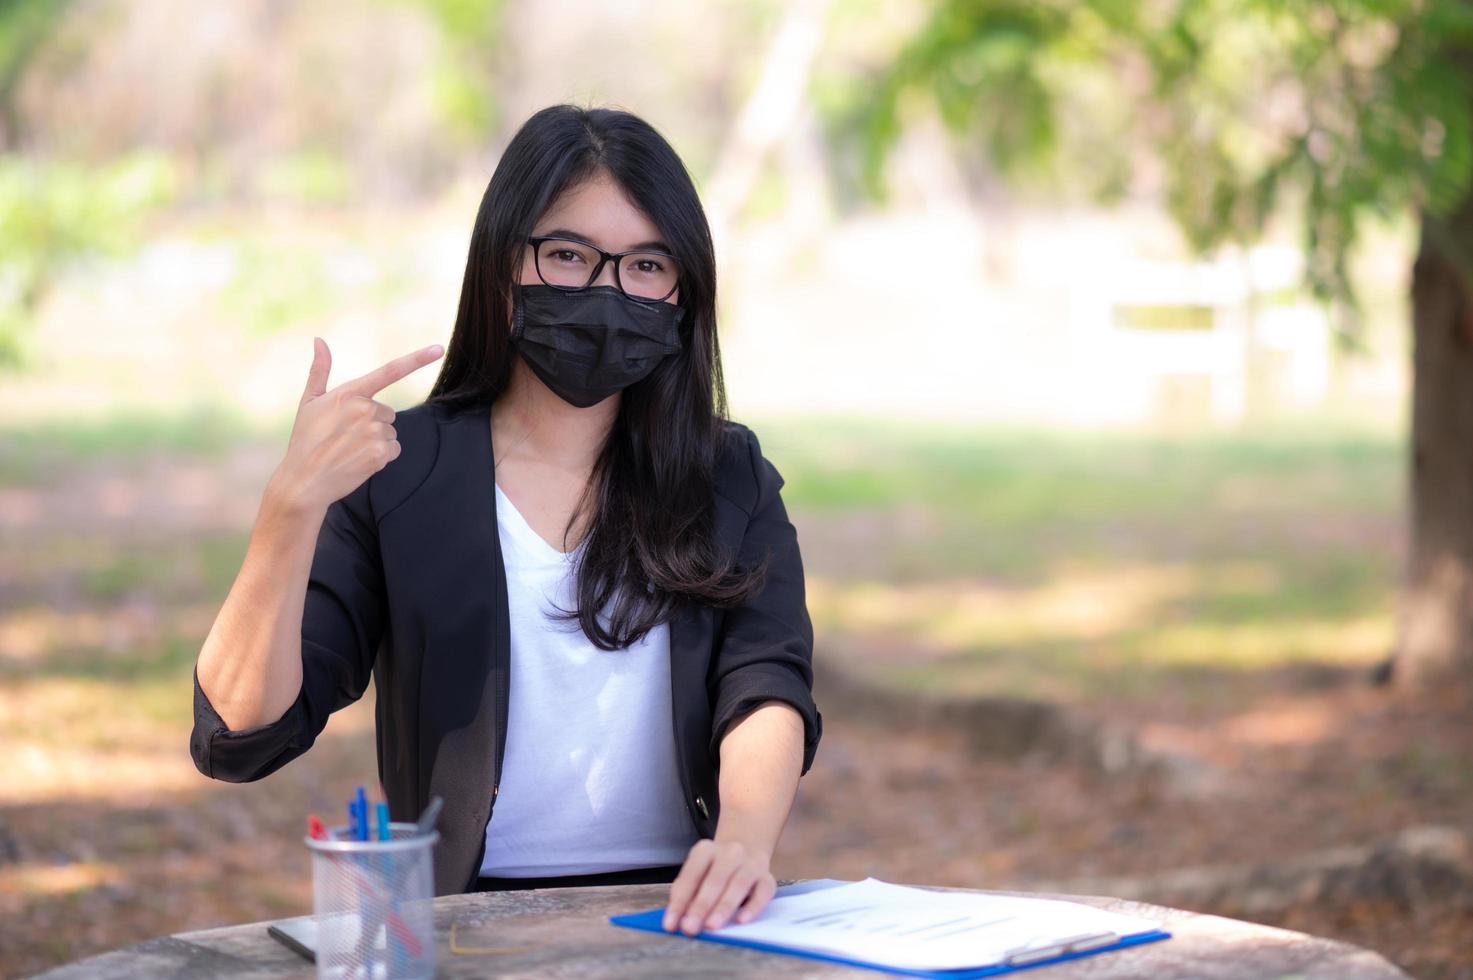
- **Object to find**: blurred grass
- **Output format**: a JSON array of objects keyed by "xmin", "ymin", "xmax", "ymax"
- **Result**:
[
  {"xmin": 750, "ymin": 414, "xmax": 1404, "ymax": 707},
  {"xmin": 0, "ymin": 403, "xmax": 286, "ymax": 484},
  {"xmin": 759, "ymin": 415, "xmax": 1400, "ymax": 523}
]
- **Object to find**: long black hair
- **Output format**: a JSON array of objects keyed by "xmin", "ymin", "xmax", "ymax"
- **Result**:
[{"xmin": 426, "ymin": 103, "xmax": 770, "ymax": 650}]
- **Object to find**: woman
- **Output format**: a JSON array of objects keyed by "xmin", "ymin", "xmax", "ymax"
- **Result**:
[{"xmin": 189, "ymin": 103, "xmax": 822, "ymax": 935}]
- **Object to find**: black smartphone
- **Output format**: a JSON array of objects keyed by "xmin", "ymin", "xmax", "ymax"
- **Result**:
[{"xmin": 266, "ymin": 919, "xmax": 317, "ymax": 963}]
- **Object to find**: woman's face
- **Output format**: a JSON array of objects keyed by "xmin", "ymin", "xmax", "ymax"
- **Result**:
[{"xmin": 519, "ymin": 169, "xmax": 681, "ymax": 308}]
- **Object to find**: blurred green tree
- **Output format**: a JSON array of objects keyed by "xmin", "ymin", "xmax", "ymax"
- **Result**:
[
  {"xmin": 836, "ymin": 0, "xmax": 1473, "ymax": 687},
  {"xmin": 0, "ymin": 154, "xmax": 175, "ymax": 368},
  {"xmin": 0, "ymin": 0, "xmax": 71, "ymax": 149},
  {"xmin": 0, "ymin": 0, "xmax": 510, "ymax": 369},
  {"xmin": 382, "ymin": 0, "xmax": 508, "ymax": 145}
]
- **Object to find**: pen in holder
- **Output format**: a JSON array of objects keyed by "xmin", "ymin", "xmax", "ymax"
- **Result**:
[{"xmin": 305, "ymin": 821, "xmax": 439, "ymax": 980}]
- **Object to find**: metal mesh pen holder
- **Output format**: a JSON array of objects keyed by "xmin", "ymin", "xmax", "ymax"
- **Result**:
[{"xmin": 306, "ymin": 823, "xmax": 439, "ymax": 980}]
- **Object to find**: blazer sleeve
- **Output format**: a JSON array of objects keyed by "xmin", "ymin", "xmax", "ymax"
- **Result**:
[
  {"xmin": 190, "ymin": 477, "xmax": 386, "ymax": 782},
  {"xmin": 707, "ymin": 427, "xmax": 823, "ymax": 776}
]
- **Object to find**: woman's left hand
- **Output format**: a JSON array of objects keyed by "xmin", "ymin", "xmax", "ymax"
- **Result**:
[{"xmin": 662, "ymin": 838, "xmax": 775, "ymax": 934}]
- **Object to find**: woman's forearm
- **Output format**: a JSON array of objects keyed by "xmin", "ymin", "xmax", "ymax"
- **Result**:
[
  {"xmin": 194, "ymin": 471, "xmax": 326, "ymax": 732},
  {"xmin": 662, "ymin": 700, "xmax": 805, "ymax": 935},
  {"xmin": 713, "ymin": 700, "xmax": 805, "ymax": 861}
]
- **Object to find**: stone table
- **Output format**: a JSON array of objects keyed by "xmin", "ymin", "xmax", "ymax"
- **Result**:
[{"xmin": 34, "ymin": 878, "xmax": 1410, "ymax": 978}]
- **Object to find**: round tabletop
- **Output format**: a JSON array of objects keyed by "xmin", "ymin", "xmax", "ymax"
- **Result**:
[{"xmin": 33, "ymin": 879, "xmax": 1410, "ymax": 979}]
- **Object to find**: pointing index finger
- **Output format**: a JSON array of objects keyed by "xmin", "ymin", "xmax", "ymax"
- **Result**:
[{"xmin": 336, "ymin": 344, "xmax": 445, "ymax": 398}]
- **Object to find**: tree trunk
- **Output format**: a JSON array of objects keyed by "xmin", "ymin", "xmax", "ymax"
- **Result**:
[
  {"xmin": 1395, "ymin": 199, "xmax": 1473, "ymax": 688},
  {"xmin": 704, "ymin": 0, "xmax": 832, "ymax": 247}
]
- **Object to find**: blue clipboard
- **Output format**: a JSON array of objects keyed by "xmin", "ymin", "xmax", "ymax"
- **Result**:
[{"xmin": 609, "ymin": 878, "xmax": 1171, "ymax": 977}]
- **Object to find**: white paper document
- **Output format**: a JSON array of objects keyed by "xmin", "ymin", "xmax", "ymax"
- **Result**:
[{"xmin": 703, "ymin": 877, "xmax": 1164, "ymax": 971}]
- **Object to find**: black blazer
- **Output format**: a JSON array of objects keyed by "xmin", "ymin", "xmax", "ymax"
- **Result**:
[{"xmin": 189, "ymin": 400, "xmax": 823, "ymax": 895}]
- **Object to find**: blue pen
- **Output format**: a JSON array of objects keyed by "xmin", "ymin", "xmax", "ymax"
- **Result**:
[
  {"xmin": 375, "ymin": 801, "xmax": 390, "ymax": 842},
  {"xmin": 354, "ymin": 786, "xmax": 369, "ymax": 841},
  {"xmin": 347, "ymin": 799, "xmax": 359, "ymax": 841}
]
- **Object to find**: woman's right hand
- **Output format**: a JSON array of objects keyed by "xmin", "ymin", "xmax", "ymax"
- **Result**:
[{"xmin": 270, "ymin": 337, "xmax": 445, "ymax": 516}]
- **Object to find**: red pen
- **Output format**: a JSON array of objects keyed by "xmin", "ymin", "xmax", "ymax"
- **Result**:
[{"xmin": 307, "ymin": 814, "xmax": 328, "ymax": 840}]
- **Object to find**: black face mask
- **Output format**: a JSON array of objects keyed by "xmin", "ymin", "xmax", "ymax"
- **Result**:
[{"xmin": 510, "ymin": 283, "xmax": 686, "ymax": 408}]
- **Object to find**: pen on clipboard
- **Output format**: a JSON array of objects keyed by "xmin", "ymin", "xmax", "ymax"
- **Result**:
[{"xmin": 1004, "ymin": 930, "xmax": 1120, "ymax": 965}]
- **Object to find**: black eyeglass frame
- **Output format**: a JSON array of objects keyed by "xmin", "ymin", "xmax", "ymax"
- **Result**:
[{"xmin": 524, "ymin": 234, "xmax": 683, "ymax": 304}]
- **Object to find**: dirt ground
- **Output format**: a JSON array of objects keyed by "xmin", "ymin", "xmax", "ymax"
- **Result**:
[{"xmin": 2, "ymin": 439, "xmax": 1472, "ymax": 979}]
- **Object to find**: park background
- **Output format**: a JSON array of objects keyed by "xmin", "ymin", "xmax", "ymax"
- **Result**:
[{"xmin": 2, "ymin": 0, "xmax": 1472, "ymax": 976}]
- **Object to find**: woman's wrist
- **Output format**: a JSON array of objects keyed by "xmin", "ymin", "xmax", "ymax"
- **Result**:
[
  {"xmin": 712, "ymin": 810, "xmax": 779, "ymax": 865},
  {"xmin": 261, "ymin": 467, "xmax": 327, "ymax": 526}
]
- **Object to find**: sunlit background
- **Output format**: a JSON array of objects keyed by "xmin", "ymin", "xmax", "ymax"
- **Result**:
[{"xmin": 3, "ymin": 1, "xmax": 1471, "ymax": 977}]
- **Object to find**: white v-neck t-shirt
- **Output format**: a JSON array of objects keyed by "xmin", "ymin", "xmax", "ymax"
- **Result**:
[{"xmin": 478, "ymin": 480, "xmax": 700, "ymax": 877}]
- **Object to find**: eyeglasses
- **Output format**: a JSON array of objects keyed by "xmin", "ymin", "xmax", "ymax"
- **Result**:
[{"xmin": 525, "ymin": 235, "xmax": 681, "ymax": 303}]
